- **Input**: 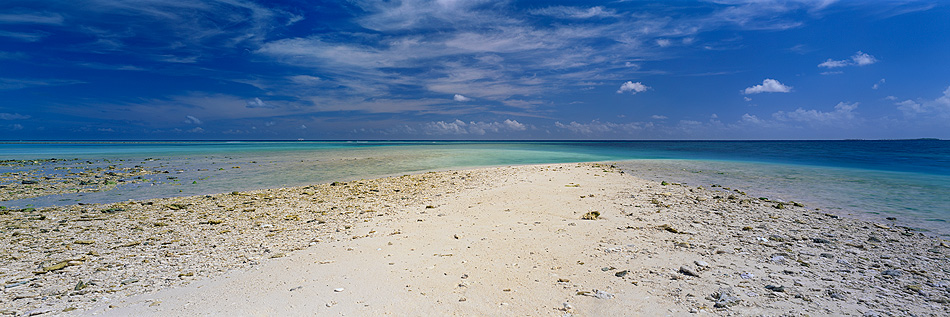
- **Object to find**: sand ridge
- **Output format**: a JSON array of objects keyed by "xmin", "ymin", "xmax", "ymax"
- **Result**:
[{"xmin": 3, "ymin": 163, "xmax": 948, "ymax": 316}]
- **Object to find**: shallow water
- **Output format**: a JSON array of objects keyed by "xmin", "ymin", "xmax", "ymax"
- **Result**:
[{"xmin": 2, "ymin": 140, "xmax": 947, "ymax": 236}]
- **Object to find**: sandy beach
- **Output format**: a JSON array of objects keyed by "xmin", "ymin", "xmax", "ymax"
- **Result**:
[{"xmin": 2, "ymin": 163, "xmax": 948, "ymax": 316}]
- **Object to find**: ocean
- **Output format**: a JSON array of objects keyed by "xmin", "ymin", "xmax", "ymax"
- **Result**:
[{"xmin": 2, "ymin": 140, "xmax": 948, "ymax": 236}]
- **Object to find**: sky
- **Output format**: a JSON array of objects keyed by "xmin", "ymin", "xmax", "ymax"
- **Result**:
[{"xmin": 0, "ymin": 0, "xmax": 948, "ymax": 140}]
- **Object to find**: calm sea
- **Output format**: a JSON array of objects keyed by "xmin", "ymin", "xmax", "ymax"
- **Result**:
[{"xmin": 2, "ymin": 140, "xmax": 948, "ymax": 236}]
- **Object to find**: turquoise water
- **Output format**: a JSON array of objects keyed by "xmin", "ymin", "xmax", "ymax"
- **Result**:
[{"xmin": 2, "ymin": 140, "xmax": 948, "ymax": 236}]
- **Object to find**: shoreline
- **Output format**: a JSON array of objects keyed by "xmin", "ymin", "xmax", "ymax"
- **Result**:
[{"xmin": 2, "ymin": 163, "xmax": 948, "ymax": 315}]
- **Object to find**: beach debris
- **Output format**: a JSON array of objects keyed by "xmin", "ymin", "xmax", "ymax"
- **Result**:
[
  {"xmin": 658, "ymin": 224, "xmax": 679, "ymax": 233},
  {"xmin": 561, "ymin": 302, "xmax": 574, "ymax": 311},
  {"xmin": 581, "ymin": 211, "xmax": 600, "ymax": 220},
  {"xmin": 120, "ymin": 278, "xmax": 139, "ymax": 285},
  {"xmin": 333, "ymin": 288, "xmax": 344, "ymax": 292},
  {"xmin": 578, "ymin": 289, "xmax": 614, "ymax": 299},
  {"xmin": 708, "ymin": 288, "xmax": 740, "ymax": 308},
  {"xmin": 679, "ymin": 266, "xmax": 700, "ymax": 277},
  {"xmin": 34, "ymin": 257, "xmax": 86, "ymax": 274}
]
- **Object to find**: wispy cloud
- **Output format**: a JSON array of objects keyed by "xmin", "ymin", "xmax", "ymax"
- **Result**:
[
  {"xmin": 819, "ymin": 51, "xmax": 878, "ymax": 68},
  {"xmin": 0, "ymin": 12, "xmax": 65, "ymax": 25},
  {"xmin": 872, "ymin": 78, "xmax": 885, "ymax": 90},
  {"xmin": 0, "ymin": 113, "xmax": 31, "ymax": 120},
  {"xmin": 773, "ymin": 102, "xmax": 859, "ymax": 125},
  {"xmin": 530, "ymin": 6, "xmax": 619, "ymax": 19},
  {"xmin": 184, "ymin": 115, "xmax": 202, "ymax": 125},
  {"xmin": 0, "ymin": 78, "xmax": 84, "ymax": 90},
  {"xmin": 453, "ymin": 94, "xmax": 471, "ymax": 102},
  {"xmin": 743, "ymin": 79, "xmax": 792, "ymax": 94},
  {"xmin": 895, "ymin": 85, "xmax": 950, "ymax": 118},
  {"xmin": 422, "ymin": 119, "xmax": 527, "ymax": 135}
]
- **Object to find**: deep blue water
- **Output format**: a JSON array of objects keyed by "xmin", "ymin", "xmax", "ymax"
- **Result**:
[{"xmin": 2, "ymin": 140, "xmax": 948, "ymax": 235}]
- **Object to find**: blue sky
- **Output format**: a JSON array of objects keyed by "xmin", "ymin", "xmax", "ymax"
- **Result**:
[{"xmin": 1, "ymin": 0, "xmax": 948, "ymax": 140}]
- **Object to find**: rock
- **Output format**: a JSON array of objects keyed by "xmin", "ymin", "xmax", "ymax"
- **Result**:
[
  {"xmin": 120, "ymin": 278, "xmax": 139, "ymax": 285},
  {"xmin": 658, "ymin": 224, "xmax": 679, "ymax": 233},
  {"xmin": 740, "ymin": 272, "xmax": 754, "ymax": 279},
  {"xmin": 21, "ymin": 180, "xmax": 39, "ymax": 185},
  {"xmin": 592, "ymin": 289, "xmax": 614, "ymax": 299},
  {"xmin": 813, "ymin": 237, "xmax": 832, "ymax": 244},
  {"xmin": 557, "ymin": 278, "xmax": 570, "ymax": 283},
  {"xmin": 615, "ymin": 270, "xmax": 630, "ymax": 277},
  {"xmin": 694, "ymin": 260, "xmax": 710, "ymax": 268},
  {"xmin": 868, "ymin": 236, "xmax": 882, "ymax": 243},
  {"xmin": 334, "ymin": 288, "xmax": 344, "ymax": 292},
  {"xmin": 581, "ymin": 211, "xmax": 600, "ymax": 220},
  {"xmin": 827, "ymin": 289, "xmax": 846, "ymax": 299},
  {"xmin": 770, "ymin": 255, "xmax": 787, "ymax": 264},
  {"xmin": 709, "ymin": 288, "xmax": 740, "ymax": 308},
  {"xmin": 765, "ymin": 284, "xmax": 785, "ymax": 292},
  {"xmin": 820, "ymin": 253, "xmax": 834, "ymax": 258},
  {"xmin": 679, "ymin": 266, "xmax": 700, "ymax": 277},
  {"xmin": 562, "ymin": 302, "xmax": 573, "ymax": 311},
  {"xmin": 882, "ymin": 269, "xmax": 902, "ymax": 277}
]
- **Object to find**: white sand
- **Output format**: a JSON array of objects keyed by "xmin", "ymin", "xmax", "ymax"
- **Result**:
[{"xmin": 14, "ymin": 163, "xmax": 950, "ymax": 315}]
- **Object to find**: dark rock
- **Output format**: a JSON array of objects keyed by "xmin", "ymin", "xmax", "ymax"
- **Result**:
[
  {"xmin": 615, "ymin": 270, "xmax": 629, "ymax": 277},
  {"xmin": 765, "ymin": 284, "xmax": 785, "ymax": 292},
  {"xmin": 581, "ymin": 211, "xmax": 600, "ymax": 220},
  {"xmin": 881, "ymin": 269, "xmax": 902, "ymax": 277},
  {"xmin": 820, "ymin": 253, "xmax": 835, "ymax": 258},
  {"xmin": 813, "ymin": 237, "xmax": 831, "ymax": 244},
  {"xmin": 868, "ymin": 236, "xmax": 882, "ymax": 243},
  {"xmin": 21, "ymin": 180, "xmax": 38, "ymax": 184}
]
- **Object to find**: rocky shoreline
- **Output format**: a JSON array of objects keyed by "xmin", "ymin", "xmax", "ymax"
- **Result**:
[{"xmin": 2, "ymin": 163, "xmax": 948, "ymax": 316}]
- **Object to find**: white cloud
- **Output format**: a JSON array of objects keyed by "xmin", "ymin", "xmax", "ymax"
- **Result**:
[
  {"xmin": 656, "ymin": 39, "xmax": 672, "ymax": 47},
  {"xmin": 187, "ymin": 127, "xmax": 204, "ymax": 133},
  {"xmin": 744, "ymin": 97, "xmax": 752, "ymax": 101},
  {"xmin": 246, "ymin": 97, "xmax": 277, "ymax": 109},
  {"xmin": 300, "ymin": 124, "xmax": 307, "ymax": 129},
  {"xmin": 896, "ymin": 100, "xmax": 922, "ymax": 116},
  {"xmin": 97, "ymin": 128, "xmax": 114, "ymax": 132},
  {"xmin": 818, "ymin": 51, "xmax": 878, "ymax": 68},
  {"xmin": 818, "ymin": 59, "xmax": 849, "ymax": 68},
  {"xmin": 895, "ymin": 85, "xmax": 950, "ymax": 118},
  {"xmin": 741, "ymin": 113, "xmax": 764, "ymax": 124},
  {"xmin": 651, "ymin": 115, "xmax": 667, "ymax": 119},
  {"xmin": 5, "ymin": 123, "xmax": 24, "ymax": 130},
  {"xmin": 871, "ymin": 78, "xmax": 885, "ymax": 90},
  {"xmin": 0, "ymin": 12, "xmax": 64, "ymax": 25},
  {"xmin": 422, "ymin": 119, "xmax": 527, "ymax": 135},
  {"xmin": 453, "ymin": 94, "xmax": 471, "ymax": 102},
  {"xmin": 530, "ymin": 6, "xmax": 619, "ymax": 19},
  {"xmin": 743, "ymin": 78, "xmax": 791, "ymax": 94},
  {"xmin": 0, "ymin": 113, "xmax": 30, "ymax": 120},
  {"xmin": 288, "ymin": 75, "xmax": 321, "ymax": 85},
  {"xmin": 851, "ymin": 51, "xmax": 878, "ymax": 66},
  {"xmin": 772, "ymin": 102, "xmax": 858, "ymax": 123},
  {"xmin": 820, "ymin": 71, "xmax": 843, "ymax": 75},
  {"xmin": 555, "ymin": 120, "xmax": 649, "ymax": 134},
  {"xmin": 184, "ymin": 115, "xmax": 202, "ymax": 124},
  {"xmin": 617, "ymin": 81, "xmax": 650, "ymax": 94}
]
